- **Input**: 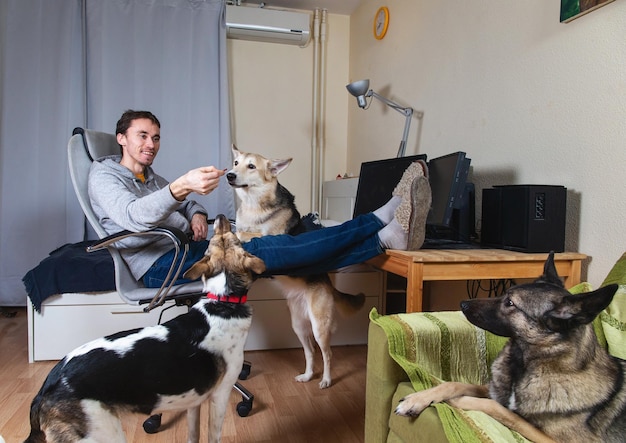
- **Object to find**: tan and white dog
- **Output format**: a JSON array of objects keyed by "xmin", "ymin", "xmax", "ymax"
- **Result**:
[{"xmin": 226, "ymin": 146, "xmax": 365, "ymax": 389}]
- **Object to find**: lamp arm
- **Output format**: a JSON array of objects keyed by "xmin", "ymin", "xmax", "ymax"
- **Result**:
[
  {"xmin": 368, "ymin": 90, "xmax": 418, "ymax": 157},
  {"xmin": 369, "ymin": 90, "xmax": 413, "ymax": 117}
]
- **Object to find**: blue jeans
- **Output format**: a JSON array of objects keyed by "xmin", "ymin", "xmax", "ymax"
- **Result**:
[{"xmin": 142, "ymin": 213, "xmax": 385, "ymax": 288}]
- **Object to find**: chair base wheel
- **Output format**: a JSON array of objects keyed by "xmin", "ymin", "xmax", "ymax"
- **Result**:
[
  {"xmin": 234, "ymin": 382, "xmax": 254, "ymax": 417},
  {"xmin": 237, "ymin": 399, "xmax": 253, "ymax": 417},
  {"xmin": 143, "ymin": 413, "xmax": 162, "ymax": 434},
  {"xmin": 239, "ymin": 360, "xmax": 252, "ymax": 380}
]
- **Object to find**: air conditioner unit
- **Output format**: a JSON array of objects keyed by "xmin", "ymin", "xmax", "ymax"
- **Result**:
[{"xmin": 226, "ymin": 5, "xmax": 311, "ymax": 47}]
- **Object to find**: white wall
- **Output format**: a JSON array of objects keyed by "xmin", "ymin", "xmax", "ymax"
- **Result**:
[
  {"xmin": 348, "ymin": 0, "xmax": 626, "ymax": 287},
  {"xmin": 228, "ymin": 12, "xmax": 350, "ymax": 215}
]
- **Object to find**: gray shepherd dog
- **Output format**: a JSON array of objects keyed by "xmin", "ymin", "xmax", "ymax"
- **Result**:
[{"xmin": 396, "ymin": 252, "xmax": 626, "ymax": 443}]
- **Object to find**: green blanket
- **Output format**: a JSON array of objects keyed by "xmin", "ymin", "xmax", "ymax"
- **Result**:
[
  {"xmin": 596, "ymin": 252, "xmax": 626, "ymax": 358},
  {"xmin": 370, "ymin": 308, "xmax": 529, "ymax": 443}
]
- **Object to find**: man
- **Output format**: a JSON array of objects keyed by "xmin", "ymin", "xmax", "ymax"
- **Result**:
[{"xmin": 89, "ymin": 110, "xmax": 430, "ymax": 288}]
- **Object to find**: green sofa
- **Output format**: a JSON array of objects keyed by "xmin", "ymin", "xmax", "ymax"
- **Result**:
[{"xmin": 365, "ymin": 252, "xmax": 626, "ymax": 443}]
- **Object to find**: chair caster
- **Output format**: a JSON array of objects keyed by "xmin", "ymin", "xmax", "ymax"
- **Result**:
[
  {"xmin": 143, "ymin": 413, "xmax": 162, "ymax": 434},
  {"xmin": 237, "ymin": 399, "xmax": 253, "ymax": 417},
  {"xmin": 234, "ymin": 382, "xmax": 254, "ymax": 417},
  {"xmin": 239, "ymin": 360, "xmax": 252, "ymax": 380}
]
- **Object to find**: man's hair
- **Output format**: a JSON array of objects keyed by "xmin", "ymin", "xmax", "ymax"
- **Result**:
[{"xmin": 115, "ymin": 110, "xmax": 161, "ymax": 136}]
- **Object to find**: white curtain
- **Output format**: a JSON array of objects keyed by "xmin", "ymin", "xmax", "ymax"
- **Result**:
[{"xmin": 0, "ymin": 0, "xmax": 233, "ymax": 306}]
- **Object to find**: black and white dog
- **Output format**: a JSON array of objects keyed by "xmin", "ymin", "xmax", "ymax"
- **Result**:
[{"xmin": 25, "ymin": 215, "xmax": 265, "ymax": 443}]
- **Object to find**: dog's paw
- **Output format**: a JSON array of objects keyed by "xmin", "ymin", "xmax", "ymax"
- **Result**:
[
  {"xmin": 295, "ymin": 372, "xmax": 313, "ymax": 383},
  {"xmin": 319, "ymin": 378, "xmax": 332, "ymax": 389},
  {"xmin": 395, "ymin": 393, "xmax": 432, "ymax": 417}
]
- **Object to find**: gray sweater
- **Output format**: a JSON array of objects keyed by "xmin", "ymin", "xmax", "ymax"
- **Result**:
[{"xmin": 88, "ymin": 155, "xmax": 207, "ymax": 280}]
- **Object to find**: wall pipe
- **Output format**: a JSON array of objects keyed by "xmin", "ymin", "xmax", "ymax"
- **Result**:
[
  {"xmin": 310, "ymin": 9, "xmax": 321, "ymax": 212},
  {"xmin": 317, "ymin": 9, "xmax": 327, "ymax": 212}
]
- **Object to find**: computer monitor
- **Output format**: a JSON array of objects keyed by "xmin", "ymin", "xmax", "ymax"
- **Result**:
[
  {"xmin": 353, "ymin": 154, "xmax": 428, "ymax": 218},
  {"xmin": 426, "ymin": 151, "xmax": 470, "ymax": 228},
  {"xmin": 352, "ymin": 152, "xmax": 472, "ymax": 240}
]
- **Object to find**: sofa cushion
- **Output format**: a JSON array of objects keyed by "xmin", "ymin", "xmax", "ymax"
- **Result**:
[
  {"xmin": 597, "ymin": 284, "xmax": 626, "ymax": 359},
  {"xmin": 601, "ymin": 252, "xmax": 626, "ymax": 286},
  {"xmin": 596, "ymin": 252, "xmax": 626, "ymax": 358}
]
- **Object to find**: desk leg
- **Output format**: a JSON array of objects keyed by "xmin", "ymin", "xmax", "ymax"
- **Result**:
[
  {"xmin": 405, "ymin": 263, "xmax": 425, "ymax": 313},
  {"xmin": 561, "ymin": 259, "xmax": 583, "ymax": 289}
]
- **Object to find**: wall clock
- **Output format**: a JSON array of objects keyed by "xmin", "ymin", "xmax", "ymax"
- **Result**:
[{"xmin": 373, "ymin": 6, "xmax": 389, "ymax": 40}]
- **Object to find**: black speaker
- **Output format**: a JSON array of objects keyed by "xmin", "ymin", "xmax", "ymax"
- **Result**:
[{"xmin": 481, "ymin": 185, "xmax": 566, "ymax": 252}]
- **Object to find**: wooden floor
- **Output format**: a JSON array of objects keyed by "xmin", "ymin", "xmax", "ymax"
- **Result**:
[{"xmin": 0, "ymin": 308, "xmax": 367, "ymax": 442}]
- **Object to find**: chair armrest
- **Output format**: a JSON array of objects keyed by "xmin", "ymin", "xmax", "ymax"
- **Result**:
[
  {"xmin": 86, "ymin": 225, "xmax": 189, "ymax": 252},
  {"xmin": 87, "ymin": 226, "xmax": 193, "ymax": 312}
]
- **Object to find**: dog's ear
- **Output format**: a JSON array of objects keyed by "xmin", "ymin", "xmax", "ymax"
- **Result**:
[
  {"xmin": 534, "ymin": 251, "xmax": 564, "ymax": 288},
  {"xmin": 268, "ymin": 157, "xmax": 293, "ymax": 177},
  {"xmin": 543, "ymin": 284, "xmax": 618, "ymax": 332},
  {"xmin": 231, "ymin": 145, "xmax": 241, "ymax": 159},
  {"xmin": 244, "ymin": 254, "xmax": 266, "ymax": 275},
  {"xmin": 184, "ymin": 258, "xmax": 213, "ymax": 280}
]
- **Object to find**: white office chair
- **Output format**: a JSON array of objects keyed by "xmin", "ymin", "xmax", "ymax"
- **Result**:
[{"xmin": 67, "ymin": 128, "xmax": 254, "ymax": 431}]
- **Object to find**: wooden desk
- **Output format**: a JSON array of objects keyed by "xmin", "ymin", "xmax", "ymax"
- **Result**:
[{"xmin": 367, "ymin": 249, "xmax": 587, "ymax": 313}]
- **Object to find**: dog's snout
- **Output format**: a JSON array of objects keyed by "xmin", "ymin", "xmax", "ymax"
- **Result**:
[
  {"xmin": 213, "ymin": 214, "xmax": 232, "ymax": 234},
  {"xmin": 226, "ymin": 172, "xmax": 236, "ymax": 182}
]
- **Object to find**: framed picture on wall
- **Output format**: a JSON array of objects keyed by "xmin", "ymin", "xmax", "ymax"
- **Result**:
[{"xmin": 561, "ymin": 0, "xmax": 615, "ymax": 22}]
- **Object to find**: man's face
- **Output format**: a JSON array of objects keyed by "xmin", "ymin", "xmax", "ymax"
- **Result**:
[{"xmin": 117, "ymin": 118, "xmax": 161, "ymax": 172}]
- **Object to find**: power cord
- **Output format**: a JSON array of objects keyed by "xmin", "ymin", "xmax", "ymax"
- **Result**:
[{"xmin": 467, "ymin": 279, "xmax": 515, "ymax": 299}]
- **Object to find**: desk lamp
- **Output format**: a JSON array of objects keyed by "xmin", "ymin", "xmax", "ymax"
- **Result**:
[{"xmin": 346, "ymin": 79, "xmax": 422, "ymax": 157}]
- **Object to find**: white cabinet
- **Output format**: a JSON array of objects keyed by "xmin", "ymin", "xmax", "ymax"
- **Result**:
[
  {"xmin": 321, "ymin": 178, "xmax": 359, "ymax": 222},
  {"xmin": 28, "ymin": 269, "xmax": 383, "ymax": 361},
  {"xmin": 245, "ymin": 268, "xmax": 382, "ymax": 350},
  {"xmin": 27, "ymin": 292, "xmax": 188, "ymax": 362}
]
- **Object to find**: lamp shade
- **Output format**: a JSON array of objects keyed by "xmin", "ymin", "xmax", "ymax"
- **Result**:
[{"xmin": 346, "ymin": 79, "xmax": 370, "ymax": 108}]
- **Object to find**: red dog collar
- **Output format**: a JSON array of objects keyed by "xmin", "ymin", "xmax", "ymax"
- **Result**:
[{"xmin": 206, "ymin": 292, "xmax": 248, "ymax": 304}]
